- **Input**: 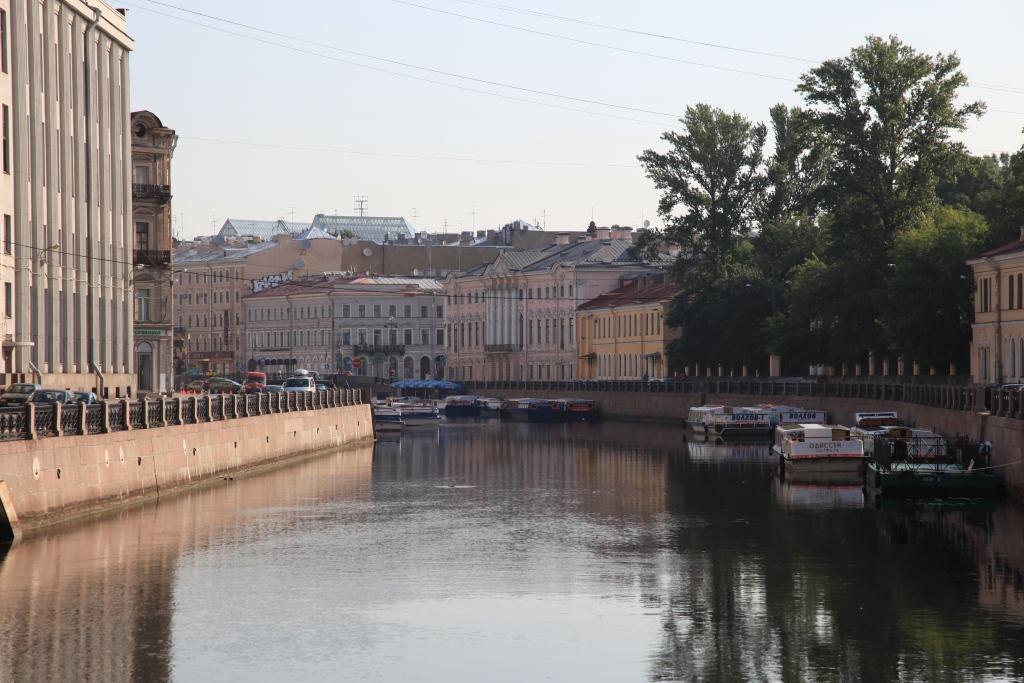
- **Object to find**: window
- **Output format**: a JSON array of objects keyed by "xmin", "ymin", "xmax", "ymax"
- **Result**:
[
  {"xmin": 436, "ymin": 328, "xmax": 444, "ymax": 345},
  {"xmin": 2, "ymin": 214, "xmax": 9, "ymax": 254},
  {"xmin": 373, "ymin": 304, "xmax": 381, "ymax": 318},
  {"xmin": 389, "ymin": 305, "xmax": 397, "ymax": 318},
  {"xmin": 420, "ymin": 305, "xmax": 428, "ymax": 318},
  {"xmin": 3, "ymin": 282, "xmax": 9, "ymax": 318},
  {"xmin": 404, "ymin": 329, "xmax": 413, "ymax": 345},
  {"xmin": 134, "ymin": 221, "xmax": 151, "ymax": 251},
  {"xmin": 2, "ymin": 104, "xmax": 9, "ymax": 174},
  {"xmin": 404, "ymin": 305, "xmax": 411, "ymax": 318},
  {"xmin": 358, "ymin": 304, "xmax": 366, "ymax": 318},
  {"xmin": 342, "ymin": 304, "xmax": 350, "ymax": 318},
  {"xmin": 342, "ymin": 329, "xmax": 351, "ymax": 345},
  {"xmin": 436, "ymin": 305, "xmax": 443, "ymax": 318},
  {"xmin": 0, "ymin": 9, "xmax": 7, "ymax": 74},
  {"xmin": 136, "ymin": 288, "xmax": 151, "ymax": 322},
  {"xmin": 134, "ymin": 165, "xmax": 150, "ymax": 185},
  {"xmin": 421, "ymin": 329, "xmax": 429, "ymax": 345}
]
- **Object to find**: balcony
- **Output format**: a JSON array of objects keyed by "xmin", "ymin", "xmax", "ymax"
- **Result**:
[
  {"xmin": 134, "ymin": 249, "xmax": 171, "ymax": 266},
  {"xmin": 484, "ymin": 343, "xmax": 519, "ymax": 353},
  {"xmin": 353, "ymin": 343, "xmax": 406, "ymax": 356},
  {"xmin": 133, "ymin": 183, "xmax": 171, "ymax": 203}
]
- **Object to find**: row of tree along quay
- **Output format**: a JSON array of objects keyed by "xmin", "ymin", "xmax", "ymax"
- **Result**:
[{"xmin": 636, "ymin": 34, "xmax": 1023, "ymax": 380}]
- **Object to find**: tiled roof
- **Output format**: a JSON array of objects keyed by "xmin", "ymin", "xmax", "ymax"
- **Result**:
[
  {"xmin": 310, "ymin": 214, "xmax": 415, "ymax": 243},
  {"xmin": 244, "ymin": 275, "xmax": 443, "ymax": 299},
  {"xmin": 577, "ymin": 278, "xmax": 679, "ymax": 311},
  {"xmin": 173, "ymin": 240, "xmax": 278, "ymax": 264}
]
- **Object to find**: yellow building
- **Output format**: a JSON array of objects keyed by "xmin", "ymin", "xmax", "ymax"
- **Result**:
[
  {"xmin": 576, "ymin": 273, "xmax": 680, "ymax": 380},
  {"xmin": 968, "ymin": 231, "xmax": 1024, "ymax": 384}
]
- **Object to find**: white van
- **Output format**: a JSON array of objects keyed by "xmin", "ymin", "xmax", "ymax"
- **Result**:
[{"xmin": 282, "ymin": 376, "xmax": 315, "ymax": 393}]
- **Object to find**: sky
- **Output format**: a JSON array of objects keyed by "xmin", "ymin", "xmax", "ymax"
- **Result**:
[{"xmin": 124, "ymin": 0, "xmax": 1024, "ymax": 239}]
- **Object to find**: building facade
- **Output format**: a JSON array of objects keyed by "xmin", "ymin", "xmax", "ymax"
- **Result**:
[
  {"xmin": 576, "ymin": 273, "xmax": 680, "ymax": 380},
  {"xmin": 5, "ymin": 1, "xmax": 135, "ymax": 395},
  {"xmin": 243, "ymin": 275, "xmax": 445, "ymax": 380},
  {"xmin": 173, "ymin": 233, "xmax": 497, "ymax": 379},
  {"xmin": 131, "ymin": 110, "xmax": 176, "ymax": 394},
  {"xmin": 968, "ymin": 232, "xmax": 1024, "ymax": 384},
  {"xmin": 444, "ymin": 227, "xmax": 662, "ymax": 382}
]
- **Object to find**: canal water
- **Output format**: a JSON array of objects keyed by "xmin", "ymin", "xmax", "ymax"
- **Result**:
[{"xmin": 1, "ymin": 421, "xmax": 1023, "ymax": 682}]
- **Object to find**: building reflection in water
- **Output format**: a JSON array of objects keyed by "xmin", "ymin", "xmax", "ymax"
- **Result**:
[{"xmin": 0, "ymin": 446, "xmax": 373, "ymax": 683}]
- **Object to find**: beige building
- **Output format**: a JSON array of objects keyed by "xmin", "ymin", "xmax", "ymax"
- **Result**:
[
  {"xmin": 243, "ymin": 275, "xmax": 444, "ymax": 380},
  {"xmin": 576, "ymin": 273, "xmax": 680, "ymax": 380},
  {"xmin": 131, "ymin": 110, "xmax": 176, "ymax": 394},
  {"xmin": 174, "ymin": 232, "xmax": 490, "ymax": 379},
  {"xmin": 968, "ymin": 232, "xmax": 1024, "ymax": 384},
  {"xmin": 444, "ymin": 226, "xmax": 663, "ymax": 382},
  {"xmin": 3, "ymin": 1, "xmax": 135, "ymax": 396}
]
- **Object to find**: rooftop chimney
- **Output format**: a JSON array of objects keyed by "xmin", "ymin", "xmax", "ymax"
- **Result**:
[
  {"xmin": 554, "ymin": 232, "xmax": 571, "ymax": 246},
  {"xmin": 460, "ymin": 231, "xmax": 473, "ymax": 245},
  {"xmin": 596, "ymin": 227, "xmax": 611, "ymax": 241}
]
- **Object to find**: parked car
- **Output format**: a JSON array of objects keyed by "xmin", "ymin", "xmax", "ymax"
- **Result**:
[
  {"xmin": 74, "ymin": 391, "xmax": 99, "ymax": 405},
  {"xmin": 28, "ymin": 389, "xmax": 78, "ymax": 405},
  {"xmin": 260, "ymin": 384, "xmax": 284, "ymax": 393},
  {"xmin": 0, "ymin": 383, "xmax": 42, "ymax": 406},
  {"xmin": 186, "ymin": 380, "xmax": 207, "ymax": 393},
  {"xmin": 281, "ymin": 376, "xmax": 316, "ymax": 393},
  {"xmin": 207, "ymin": 378, "xmax": 243, "ymax": 395},
  {"xmin": 243, "ymin": 371, "xmax": 267, "ymax": 393}
]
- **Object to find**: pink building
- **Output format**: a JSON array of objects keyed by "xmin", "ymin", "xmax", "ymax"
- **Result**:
[{"xmin": 444, "ymin": 227, "xmax": 662, "ymax": 381}]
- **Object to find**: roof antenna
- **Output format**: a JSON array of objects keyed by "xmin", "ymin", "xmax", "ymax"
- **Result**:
[{"xmin": 353, "ymin": 196, "xmax": 368, "ymax": 217}]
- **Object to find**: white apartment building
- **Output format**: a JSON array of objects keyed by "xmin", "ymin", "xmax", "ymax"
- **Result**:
[{"xmin": 5, "ymin": 1, "xmax": 135, "ymax": 395}]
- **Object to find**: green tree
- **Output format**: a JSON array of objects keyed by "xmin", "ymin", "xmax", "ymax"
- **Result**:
[
  {"xmin": 760, "ymin": 104, "xmax": 829, "ymax": 224},
  {"xmin": 878, "ymin": 206, "xmax": 987, "ymax": 370},
  {"xmin": 637, "ymin": 103, "xmax": 767, "ymax": 273},
  {"xmin": 794, "ymin": 35, "xmax": 984, "ymax": 362}
]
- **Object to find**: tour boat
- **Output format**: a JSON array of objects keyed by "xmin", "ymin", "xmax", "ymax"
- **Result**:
[
  {"xmin": 373, "ymin": 406, "xmax": 404, "ymax": 432},
  {"xmin": 704, "ymin": 408, "xmax": 773, "ymax": 438},
  {"xmin": 773, "ymin": 423, "xmax": 866, "ymax": 482},
  {"xmin": 686, "ymin": 405, "xmax": 724, "ymax": 433},
  {"xmin": 552, "ymin": 398, "xmax": 600, "ymax": 422},
  {"xmin": 478, "ymin": 397, "xmax": 504, "ymax": 415},
  {"xmin": 443, "ymin": 396, "xmax": 482, "ymax": 418},
  {"xmin": 852, "ymin": 411, "xmax": 902, "ymax": 429},
  {"xmin": 500, "ymin": 398, "xmax": 559, "ymax": 422},
  {"xmin": 759, "ymin": 405, "xmax": 828, "ymax": 427}
]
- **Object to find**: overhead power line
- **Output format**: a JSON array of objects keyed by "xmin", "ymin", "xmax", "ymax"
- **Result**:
[
  {"xmin": 448, "ymin": 0, "xmax": 1024, "ymax": 97},
  {"xmin": 127, "ymin": 0, "xmax": 677, "ymax": 120},
  {"xmin": 391, "ymin": 0, "xmax": 798, "ymax": 83}
]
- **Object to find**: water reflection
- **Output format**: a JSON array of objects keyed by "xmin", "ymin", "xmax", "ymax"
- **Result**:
[{"xmin": 0, "ymin": 424, "xmax": 1023, "ymax": 681}]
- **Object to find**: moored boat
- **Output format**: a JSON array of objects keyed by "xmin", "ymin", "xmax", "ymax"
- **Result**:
[
  {"xmin": 553, "ymin": 398, "xmax": 600, "ymax": 422},
  {"xmin": 773, "ymin": 423, "xmax": 866, "ymax": 482},
  {"xmin": 394, "ymin": 403, "xmax": 440, "ymax": 427},
  {"xmin": 444, "ymin": 395, "xmax": 482, "ymax": 418},
  {"xmin": 500, "ymin": 398, "xmax": 558, "ymax": 422},
  {"xmin": 686, "ymin": 405, "xmax": 724, "ymax": 433},
  {"xmin": 705, "ymin": 408, "xmax": 773, "ymax": 438},
  {"xmin": 759, "ymin": 405, "xmax": 828, "ymax": 427},
  {"xmin": 373, "ymin": 406, "xmax": 404, "ymax": 432},
  {"xmin": 865, "ymin": 461, "xmax": 999, "ymax": 496}
]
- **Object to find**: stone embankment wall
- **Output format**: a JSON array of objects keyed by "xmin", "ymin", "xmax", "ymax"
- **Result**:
[
  {"xmin": 0, "ymin": 404, "xmax": 373, "ymax": 536},
  {"xmin": 480, "ymin": 388, "xmax": 1024, "ymax": 496}
]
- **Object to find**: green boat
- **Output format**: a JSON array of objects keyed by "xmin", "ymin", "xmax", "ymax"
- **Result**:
[{"xmin": 865, "ymin": 461, "xmax": 999, "ymax": 496}]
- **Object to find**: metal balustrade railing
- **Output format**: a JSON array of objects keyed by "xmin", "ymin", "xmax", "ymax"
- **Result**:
[
  {"xmin": 457, "ymin": 379, "xmax": 996, "ymax": 417},
  {"xmin": 0, "ymin": 388, "xmax": 365, "ymax": 442}
]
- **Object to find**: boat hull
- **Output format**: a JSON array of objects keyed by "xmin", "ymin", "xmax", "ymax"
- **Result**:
[
  {"xmin": 865, "ymin": 462, "xmax": 999, "ymax": 496},
  {"xmin": 710, "ymin": 424, "xmax": 773, "ymax": 438},
  {"xmin": 783, "ymin": 455, "xmax": 865, "ymax": 483}
]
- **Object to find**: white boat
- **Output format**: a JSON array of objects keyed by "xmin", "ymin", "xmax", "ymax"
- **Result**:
[
  {"xmin": 373, "ymin": 406, "xmax": 404, "ymax": 432},
  {"xmin": 705, "ymin": 408, "xmax": 773, "ymax": 438},
  {"xmin": 773, "ymin": 423, "xmax": 866, "ymax": 482},
  {"xmin": 758, "ymin": 404, "xmax": 828, "ymax": 427},
  {"xmin": 686, "ymin": 405, "xmax": 724, "ymax": 433},
  {"xmin": 478, "ymin": 397, "xmax": 504, "ymax": 414}
]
